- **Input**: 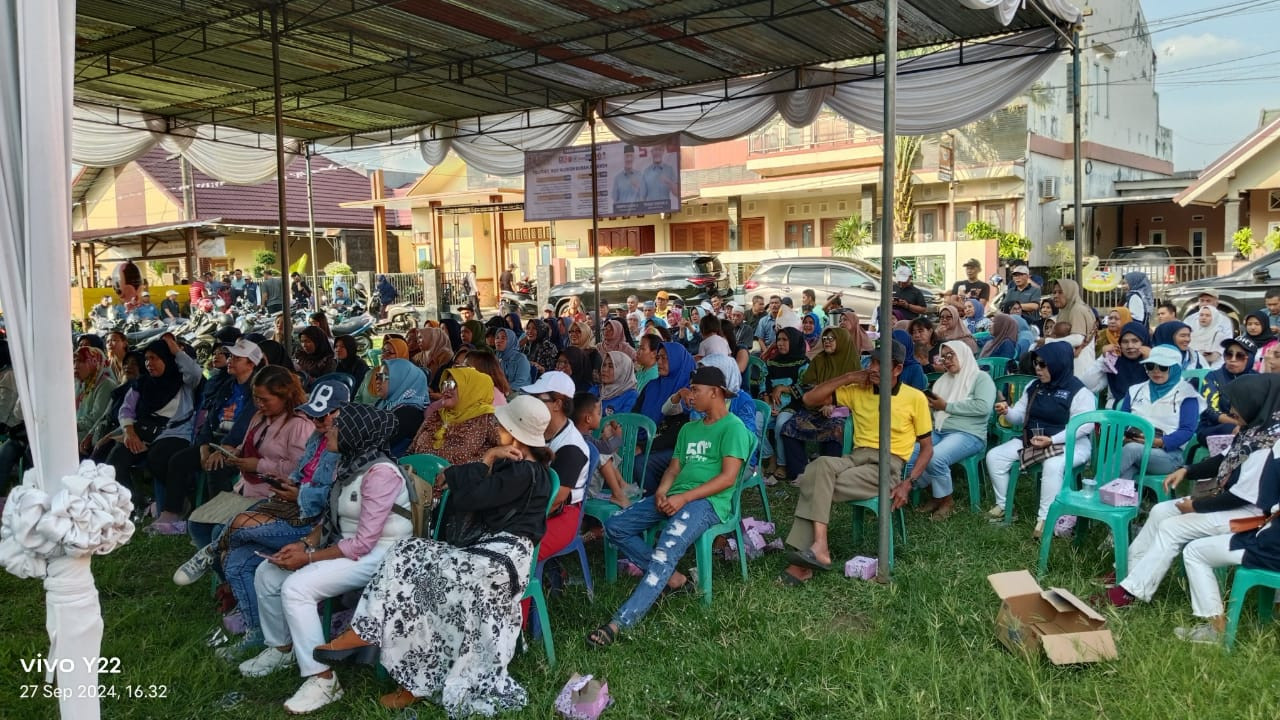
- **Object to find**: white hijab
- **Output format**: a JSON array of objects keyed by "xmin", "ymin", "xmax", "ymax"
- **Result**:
[{"xmin": 930, "ymin": 340, "xmax": 981, "ymax": 429}]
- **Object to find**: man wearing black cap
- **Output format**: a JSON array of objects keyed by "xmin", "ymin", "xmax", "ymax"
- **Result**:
[
  {"xmin": 590, "ymin": 365, "xmax": 753, "ymax": 646},
  {"xmin": 950, "ymin": 258, "xmax": 990, "ymax": 302},
  {"xmin": 779, "ymin": 340, "xmax": 933, "ymax": 584}
]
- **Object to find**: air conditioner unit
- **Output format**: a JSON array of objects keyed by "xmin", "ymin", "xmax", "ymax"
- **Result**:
[{"xmin": 1038, "ymin": 177, "xmax": 1060, "ymax": 200}]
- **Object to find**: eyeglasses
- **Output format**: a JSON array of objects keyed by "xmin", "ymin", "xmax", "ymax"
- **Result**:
[
  {"xmin": 940, "ymin": 352, "xmax": 957, "ymax": 361},
  {"xmin": 1034, "ymin": 360, "xmax": 1049, "ymax": 369},
  {"xmin": 1224, "ymin": 351, "xmax": 1250, "ymax": 360},
  {"xmin": 821, "ymin": 335, "xmax": 836, "ymax": 344},
  {"xmin": 1143, "ymin": 364, "xmax": 1170, "ymax": 372},
  {"xmin": 441, "ymin": 378, "xmax": 457, "ymax": 391}
]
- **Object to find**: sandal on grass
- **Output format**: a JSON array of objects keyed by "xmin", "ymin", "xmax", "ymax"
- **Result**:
[
  {"xmin": 586, "ymin": 623, "xmax": 618, "ymax": 649},
  {"xmin": 775, "ymin": 571, "xmax": 806, "ymax": 587},
  {"xmin": 659, "ymin": 580, "xmax": 697, "ymax": 601}
]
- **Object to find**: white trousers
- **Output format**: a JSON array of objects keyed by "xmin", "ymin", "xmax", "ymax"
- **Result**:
[
  {"xmin": 985, "ymin": 438, "xmax": 1091, "ymax": 521},
  {"xmin": 255, "ymin": 545, "xmax": 390, "ymax": 677},
  {"xmin": 1119, "ymin": 500, "xmax": 1256, "ymax": 602},
  {"xmin": 1182, "ymin": 534, "xmax": 1244, "ymax": 618}
]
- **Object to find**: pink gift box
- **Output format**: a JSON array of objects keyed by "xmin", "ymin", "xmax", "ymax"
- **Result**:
[
  {"xmin": 1099, "ymin": 479, "xmax": 1138, "ymax": 507},
  {"xmin": 844, "ymin": 555, "xmax": 877, "ymax": 580}
]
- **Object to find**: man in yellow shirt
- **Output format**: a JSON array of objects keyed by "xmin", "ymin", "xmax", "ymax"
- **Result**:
[{"xmin": 781, "ymin": 339, "xmax": 933, "ymax": 584}]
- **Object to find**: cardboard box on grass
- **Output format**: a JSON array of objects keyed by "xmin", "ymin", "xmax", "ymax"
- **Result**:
[{"xmin": 987, "ymin": 570, "xmax": 1117, "ymax": 664}]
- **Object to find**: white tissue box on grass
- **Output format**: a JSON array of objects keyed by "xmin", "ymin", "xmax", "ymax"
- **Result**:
[{"xmin": 844, "ymin": 556, "xmax": 877, "ymax": 580}]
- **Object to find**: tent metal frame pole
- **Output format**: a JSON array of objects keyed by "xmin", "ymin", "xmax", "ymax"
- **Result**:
[
  {"xmin": 305, "ymin": 144, "xmax": 320, "ymax": 303},
  {"xmin": 589, "ymin": 106, "xmax": 601, "ymax": 337},
  {"xmin": 271, "ymin": 2, "xmax": 293, "ymax": 354},
  {"xmin": 1071, "ymin": 25, "xmax": 1084, "ymax": 280},
  {"xmin": 876, "ymin": 0, "xmax": 897, "ymax": 584}
]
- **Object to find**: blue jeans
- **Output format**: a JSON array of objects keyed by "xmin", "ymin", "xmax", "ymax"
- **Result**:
[
  {"xmin": 918, "ymin": 430, "xmax": 986, "ymax": 498},
  {"xmin": 760, "ymin": 409, "xmax": 794, "ymax": 463},
  {"xmin": 223, "ymin": 519, "xmax": 313, "ymax": 631},
  {"xmin": 605, "ymin": 496, "xmax": 721, "ymax": 629}
]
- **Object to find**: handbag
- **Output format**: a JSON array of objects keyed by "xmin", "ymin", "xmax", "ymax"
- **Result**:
[{"xmin": 439, "ymin": 460, "xmax": 538, "ymax": 548}]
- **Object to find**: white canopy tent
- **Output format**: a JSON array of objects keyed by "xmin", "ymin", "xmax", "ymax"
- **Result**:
[{"xmin": 1, "ymin": 1, "xmax": 1079, "ymax": 717}]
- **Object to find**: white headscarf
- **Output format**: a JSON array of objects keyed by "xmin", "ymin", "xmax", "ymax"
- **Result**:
[
  {"xmin": 930, "ymin": 340, "xmax": 981, "ymax": 429},
  {"xmin": 775, "ymin": 306, "xmax": 802, "ymax": 331}
]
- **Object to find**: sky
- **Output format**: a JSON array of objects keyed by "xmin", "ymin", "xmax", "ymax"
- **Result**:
[{"xmin": 1139, "ymin": 0, "xmax": 1280, "ymax": 170}]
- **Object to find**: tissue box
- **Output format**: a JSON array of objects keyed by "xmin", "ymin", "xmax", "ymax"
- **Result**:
[
  {"xmin": 844, "ymin": 555, "xmax": 877, "ymax": 580},
  {"xmin": 1099, "ymin": 479, "xmax": 1138, "ymax": 507}
]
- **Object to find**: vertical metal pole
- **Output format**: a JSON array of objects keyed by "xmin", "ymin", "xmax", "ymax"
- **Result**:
[
  {"xmin": 1072, "ymin": 25, "xmax": 1084, "ymax": 280},
  {"xmin": 270, "ymin": 3, "xmax": 293, "ymax": 355},
  {"xmin": 589, "ymin": 107, "xmax": 602, "ymax": 336},
  {"xmin": 304, "ymin": 146, "xmax": 320, "ymax": 309},
  {"xmin": 876, "ymin": 0, "xmax": 897, "ymax": 584}
]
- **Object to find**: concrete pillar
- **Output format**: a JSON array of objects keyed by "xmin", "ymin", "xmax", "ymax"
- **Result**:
[
  {"xmin": 727, "ymin": 195, "xmax": 741, "ymax": 251},
  {"xmin": 1224, "ymin": 198, "xmax": 1241, "ymax": 252}
]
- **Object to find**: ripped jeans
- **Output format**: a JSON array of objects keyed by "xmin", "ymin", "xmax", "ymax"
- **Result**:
[{"xmin": 605, "ymin": 496, "xmax": 721, "ymax": 629}]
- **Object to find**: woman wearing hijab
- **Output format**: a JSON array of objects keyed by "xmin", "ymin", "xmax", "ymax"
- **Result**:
[
  {"xmin": 1153, "ymin": 319, "xmax": 1204, "ymax": 371},
  {"xmin": 492, "ymin": 328, "xmax": 531, "ymax": 392},
  {"xmin": 365, "ymin": 352, "xmax": 429, "ymax": 452},
  {"xmin": 1121, "ymin": 271, "xmax": 1155, "ymax": 326},
  {"xmin": 461, "ymin": 319, "xmax": 491, "ymax": 352},
  {"xmin": 978, "ymin": 314, "xmax": 1019, "ymax": 363},
  {"xmin": 1012, "ymin": 315, "xmax": 1038, "ymax": 358},
  {"xmin": 599, "ymin": 351, "xmax": 638, "ymax": 417},
  {"xmin": 1051, "ymin": 278, "xmax": 1098, "ymax": 375},
  {"xmin": 918, "ymin": 341, "xmax": 996, "ymax": 520},
  {"xmin": 74, "ymin": 347, "xmax": 119, "ymax": 454},
  {"xmin": 1096, "ymin": 307, "xmax": 1133, "ymax": 355},
  {"xmin": 439, "ymin": 318, "xmax": 464, "ymax": 353},
  {"xmin": 240, "ymin": 405, "xmax": 415, "ymax": 714},
  {"xmin": 1114, "ymin": 344, "xmax": 1204, "ymax": 480},
  {"xmin": 1189, "ymin": 306, "xmax": 1228, "ymax": 369},
  {"xmin": 676, "ymin": 307, "xmax": 704, "ymax": 355},
  {"xmin": 985, "ymin": 341, "xmax": 1097, "ymax": 538},
  {"xmin": 963, "ymin": 298, "xmax": 987, "ymax": 335},
  {"xmin": 333, "ymin": 335, "xmax": 369, "ymax": 387},
  {"xmin": 258, "ymin": 339, "xmax": 296, "ymax": 372},
  {"xmin": 555, "ymin": 346, "xmax": 596, "ymax": 395},
  {"xmin": 759, "ymin": 327, "xmax": 807, "ymax": 472},
  {"xmin": 599, "ymin": 318, "xmax": 636, "ymax": 361},
  {"xmin": 1197, "ymin": 336, "xmax": 1259, "ymax": 443},
  {"xmin": 568, "ymin": 320, "xmax": 603, "ymax": 378},
  {"xmin": 520, "ymin": 319, "xmax": 559, "ymax": 377},
  {"xmin": 891, "ymin": 329, "xmax": 929, "ymax": 391},
  {"xmin": 293, "ymin": 326, "xmax": 336, "ymax": 382},
  {"xmin": 837, "ymin": 310, "xmax": 874, "ymax": 355},
  {"xmin": 936, "ymin": 304, "xmax": 978, "ymax": 355},
  {"xmin": 91, "ymin": 351, "xmax": 142, "ymax": 455},
  {"xmin": 313, "ymin": 396, "xmax": 553, "ymax": 715},
  {"xmin": 630, "ymin": 342, "xmax": 696, "ymax": 493},
  {"xmin": 1081, "ymin": 320, "xmax": 1151, "ymax": 409},
  {"xmin": 801, "ymin": 311, "xmax": 822, "ymax": 352},
  {"xmin": 98, "ymin": 335, "xmax": 203, "ymax": 500},
  {"xmin": 408, "ymin": 367, "xmax": 503, "ymax": 465},
  {"xmin": 775, "ymin": 327, "xmax": 860, "ymax": 482},
  {"xmin": 1242, "ymin": 310, "xmax": 1276, "ymax": 370},
  {"xmin": 1098, "ymin": 374, "xmax": 1280, "ymax": 610}
]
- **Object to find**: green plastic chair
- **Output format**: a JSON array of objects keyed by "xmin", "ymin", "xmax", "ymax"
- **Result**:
[
  {"xmin": 747, "ymin": 355, "xmax": 768, "ymax": 396},
  {"xmin": 1224, "ymin": 566, "xmax": 1280, "ymax": 651},
  {"xmin": 520, "ymin": 469, "xmax": 561, "ymax": 667},
  {"xmin": 989, "ymin": 374, "xmax": 1035, "ymax": 447},
  {"xmin": 738, "ymin": 399, "xmax": 773, "ymax": 523},
  {"xmin": 589, "ymin": 413, "xmax": 656, "ymax": 583},
  {"xmin": 956, "ymin": 445, "xmax": 987, "ymax": 513},
  {"xmin": 1182, "ymin": 367, "xmax": 1211, "ymax": 390},
  {"xmin": 841, "ymin": 418, "xmax": 907, "ymax": 567},
  {"xmin": 400, "ymin": 453, "xmax": 450, "ymax": 535},
  {"xmin": 690, "ymin": 435, "xmax": 759, "ymax": 607},
  {"xmin": 925, "ymin": 372, "xmax": 942, "ymax": 388},
  {"xmin": 1037, "ymin": 410, "xmax": 1154, "ymax": 582},
  {"xmin": 976, "ymin": 357, "xmax": 1011, "ymax": 380}
]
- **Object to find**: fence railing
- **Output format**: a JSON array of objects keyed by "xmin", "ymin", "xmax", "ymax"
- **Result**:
[{"xmin": 1083, "ymin": 258, "xmax": 1213, "ymax": 309}]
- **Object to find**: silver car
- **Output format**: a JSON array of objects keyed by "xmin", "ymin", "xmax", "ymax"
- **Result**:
[{"xmin": 743, "ymin": 256, "xmax": 940, "ymax": 322}]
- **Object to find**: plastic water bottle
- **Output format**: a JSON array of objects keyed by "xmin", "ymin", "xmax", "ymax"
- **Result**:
[{"xmin": 1082, "ymin": 478, "xmax": 1097, "ymax": 498}]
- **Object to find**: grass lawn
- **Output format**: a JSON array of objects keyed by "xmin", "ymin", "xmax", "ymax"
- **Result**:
[{"xmin": 1, "ymin": 481, "xmax": 1277, "ymax": 720}]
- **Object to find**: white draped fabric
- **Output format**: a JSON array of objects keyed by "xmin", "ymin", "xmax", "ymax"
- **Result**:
[
  {"xmin": 0, "ymin": 3, "xmax": 129, "ymax": 720},
  {"xmin": 960, "ymin": 0, "xmax": 1081, "ymax": 25},
  {"xmin": 601, "ymin": 27, "xmax": 1062, "ymax": 143},
  {"xmin": 416, "ymin": 106, "xmax": 586, "ymax": 176}
]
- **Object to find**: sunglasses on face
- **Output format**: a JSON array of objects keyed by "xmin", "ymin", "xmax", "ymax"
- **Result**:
[
  {"xmin": 441, "ymin": 378, "xmax": 457, "ymax": 391},
  {"xmin": 1225, "ymin": 351, "xmax": 1249, "ymax": 360},
  {"xmin": 1143, "ymin": 364, "xmax": 1170, "ymax": 372},
  {"xmin": 1034, "ymin": 360, "xmax": 1049, "ymax": 369},
  {"xmin": 821, "ymin": 335, "xmax": 836, "ymax": 343}
]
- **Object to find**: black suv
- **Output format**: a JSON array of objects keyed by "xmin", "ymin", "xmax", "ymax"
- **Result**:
[
  {"xmin": 1165, "ymin": 250, "xmax": 1280, "ymax": 329},
  {"xmin": 546, "ymin": 253, "xmax": 732, "ymax": 315}
]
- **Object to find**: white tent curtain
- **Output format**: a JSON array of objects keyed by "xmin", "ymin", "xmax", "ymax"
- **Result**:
[
  {"xmin": 600, "ymin": 27, "xmax": 1062, "ymax": 143},
  {"xmin": 417, "ymin": 106, "xmax": 586, "ymax": 176},
  {"xmin": 0, "ymin": 3, "xmax": 133, "ymax": 720},
  {"xmin": 960, "ymin": 0, "xmax": 1081, "ymax": 25}
]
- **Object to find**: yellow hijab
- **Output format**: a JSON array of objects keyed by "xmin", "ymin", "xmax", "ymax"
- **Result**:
[{"xmin": 434, "ymin": 366, "xmax": 495, "ymax": 448}]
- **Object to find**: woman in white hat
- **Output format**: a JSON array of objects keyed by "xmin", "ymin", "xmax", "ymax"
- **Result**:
[{"xmin": 313, "ymin": 394, "xmax": 554, "ymax": 715}]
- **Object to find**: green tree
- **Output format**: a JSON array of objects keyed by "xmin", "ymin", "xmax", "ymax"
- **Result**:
[
  {"xmin": 1045, "ymin": 241, "xmax": 1074, "ymax": 281},
  {"xmin": 1233, "ymin": 227, "xmax": 1256, "ymax": 259},
  {"xmin": 252, "ymin": 249, "xmax": 278, "ymax": 277},
  {"xmin": 830, "ymin": 214, "xmax": 872, "ymax": 257},
  {"xmin": 894, "ymin": 135, "xmax": 923, "ymax": 241}
]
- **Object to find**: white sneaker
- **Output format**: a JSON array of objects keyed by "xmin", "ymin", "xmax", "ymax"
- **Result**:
[
  {"xmin": 985, "ymin": 505, "xmax": 1005, "ymax": 520},
  {"xmin": 1174, "ymin": 624, "xmax": 1222, "ymax": 645},
  {"xmin": 238, "ymin": 646, "xmax": 296, "ymax": 678},
  {"xmin": 283, "ymin": 674, "xmax": 343, "ymax": 714},
  {"xmin": 174, "ymin": 544, "xmax": 216, "ymax": 586}
]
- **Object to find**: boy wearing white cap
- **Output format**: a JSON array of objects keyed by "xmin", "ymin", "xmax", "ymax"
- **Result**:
[
  {"xmin": 517, "ymin": 371, "xmax": 591, "ymax": 571},
  {"xmin": 891, "ymin": 266, "xmax": 926, "ymax": 321}
]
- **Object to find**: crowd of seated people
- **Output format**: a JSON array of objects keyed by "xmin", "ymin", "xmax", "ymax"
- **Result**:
[{"xmin": 45, "ymin": 266, "xmax": 1276, "ymax": 716}]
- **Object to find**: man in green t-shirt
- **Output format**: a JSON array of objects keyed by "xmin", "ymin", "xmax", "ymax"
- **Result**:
[
  {"xmin": 780, "ymin": 339, "xmax": 934, "ymax": 585},
  {"xmin": 587, "ymin": 365, "xmax": 754, "ymax": 648}
]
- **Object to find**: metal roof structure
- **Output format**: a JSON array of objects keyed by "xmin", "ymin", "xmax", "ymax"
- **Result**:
[{"xmin": 75, "ymin": 0, "xmax": 1073, "ymax": 143}]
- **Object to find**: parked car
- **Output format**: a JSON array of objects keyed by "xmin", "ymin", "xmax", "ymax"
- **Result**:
[
  {"xmin": 545, "ymin": 252, "xmax": 733, "ymax": 315},
  {"xmin": 1101, "ymin": 244, "xmax": 1208, "ymax": 294},
  {"xmin": 742, "ymin": 256, "xmax": 942, "ymax": 323},
  {"xmin": 1165, "ymin": 250, "xmax": 1280, "ymax": 332}
]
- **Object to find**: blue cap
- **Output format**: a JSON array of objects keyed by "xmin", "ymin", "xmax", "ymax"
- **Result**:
[{"xmin": 296, "ymin": 378, "xmax": 351, "ymax": 418}]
